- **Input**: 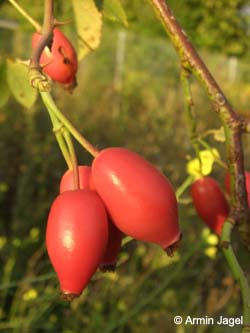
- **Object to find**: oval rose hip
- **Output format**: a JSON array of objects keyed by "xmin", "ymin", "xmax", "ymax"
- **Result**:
[
  {"xmin": 32, "ymin": 28, "xmax": 78, "ymax": 88},
  {"xmin": 191, "ymin": 176, "xmax": 229, "ymax": 235},
  {"xmin": 46, "ymin": 190, "xmax": 108, "ymax": 299},
  {"xmin": 91, "ymin": 147, "xmax": 180, "ymax": 252},
  {"xmin": 59, "ymin": 165, "xmax": 123, "ymax": 270}
]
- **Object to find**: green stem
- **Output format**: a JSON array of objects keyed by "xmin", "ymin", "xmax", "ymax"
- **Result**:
[
  {"xmin": 44, "ymin": 97, "xmax": 72, "ymax": 169},
  {"xmin": 40, "ymin": 91, "xmax": 99, "ymax": 157},
  {"xmin": 176, "ymin": 175, "xmax": 194, "ymax": 200},
  {"xmin": 221, "ymin": 221, "xmax": 250, "ymax": 332},
  {"xmin": 29, "ymin": 0, "xmax": 54, "ymax": 92},
  {"xmin": 63, "ymin": 130, "xmax": 80, "ymax": 190},
  {"xmin": 7, "ymin": 0, "xmax": 41, "ymax": 31}
]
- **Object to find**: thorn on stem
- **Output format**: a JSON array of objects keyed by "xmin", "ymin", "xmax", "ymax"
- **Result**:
[{"xmin": 54, "ymin": 18, "xmax": 73, "ymax": 27}]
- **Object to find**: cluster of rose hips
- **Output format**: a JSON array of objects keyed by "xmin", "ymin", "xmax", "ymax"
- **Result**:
[
  {"xmin": 190, "ymin": 172, "xmax": 250, "ymax": 236},
  {"xmin": 32, "ymin": 28, "xmax": 181, "ymax": 300},
  {"xmin": 46, "ymin": 148, "xmax": 181, "ymax": 300},
  {"xmin": 32, "ymin": 26, "xmax": 250, "ymax": 299}
]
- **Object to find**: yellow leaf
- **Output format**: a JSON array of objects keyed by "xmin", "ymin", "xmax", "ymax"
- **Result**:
[
  {"xmin": 72, "ymin": 0, "xmax": 103, "ymax": 61},
  {"xmin": 186, "ymin": 149, "xmax": 220, "ymax": 178}
]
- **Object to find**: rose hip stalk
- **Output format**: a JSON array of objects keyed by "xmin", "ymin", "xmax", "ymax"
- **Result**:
[{"xmin": 60, "ymin": 165, "xmax": 91, "ymax": 193}]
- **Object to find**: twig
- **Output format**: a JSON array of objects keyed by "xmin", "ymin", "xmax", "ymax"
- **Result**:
[
  {"xmin": 176, "ymin": 175, "xmax": 194, "ymax": 200},
  {"xmin": 62, "ymin": 130, "xmax": 80, "ymax": 189},
  {"xmin": 7, "ymin": 0, "xmax": 41, "ymax": 32},
  {"xmin": 149, "ymin": 0, "xmax": 250, "ymax": 247},
  {"xmin": 29, "ymin": 0, "xmax": 54, "ymax": 91},
  {"xmin": 40, "ymin": 91, "xmax": 99, "ymax": 157},
  {"xmin": 46, "ymin": 105, "xmax": 72, "ymax": 169}
]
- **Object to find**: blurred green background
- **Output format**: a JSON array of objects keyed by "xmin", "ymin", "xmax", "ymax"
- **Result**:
[{"xmin": 1, "ymin": 1, "xmax": 250, "ymax": 332}]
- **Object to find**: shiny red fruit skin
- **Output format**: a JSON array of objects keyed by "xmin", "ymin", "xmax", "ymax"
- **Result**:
[
  {"xmin": 225, "ymin": 171, "xmax": 250, "ymax": 207},
  {"xmin": 191, "ymin": 177, "xmax": 229, "ymax": 235},
  {"xmin": 32, "ymin": 28, "xmax": 78, "ymax": 85},
  {"xmin": 46, "ymin": 190, "xmax": 108, "ymax": 296},
  {"xmin": 59, "ymin": 165, "xmax": 123, "ymax": 270},
  {"xmin": 60, "ymin": 166, "xmax": 91, "ymax": 193},
  {"xmin": 91, "ymin": 147, "xmax": 180, "ymax": 250},
  {"xmin": 99, "ymin": 221, "xmax": 123, "ymax": 272}
]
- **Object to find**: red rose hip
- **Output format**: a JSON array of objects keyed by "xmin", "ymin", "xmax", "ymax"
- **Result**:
[
  {"xmin": 191, "ymin": 176, "xmax": 229, "ymax": 235},
  {"xmin": 46, "ymin": 190, "xmax": 108, "ymax": 299},
  {"xmin": 32, "ymin": 28, "xmax": 78, "ymax": 88},
  {"xmin": 91, "ymin": 147, "xmax": 180, "ymax": 252},
  {"xmin": 60, "ymin": 165, "xmax": 123, "ymax": 271}
]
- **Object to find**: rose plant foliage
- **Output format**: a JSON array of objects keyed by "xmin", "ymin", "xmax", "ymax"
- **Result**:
[{"xmin": 2, "ymin": 1, "xmax": 250, "ymax": 332}]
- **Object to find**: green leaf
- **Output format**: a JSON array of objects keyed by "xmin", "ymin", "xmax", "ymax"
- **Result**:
[
  {"xmin": 103, "ymin": 0, "xmax": 128, "ymax": 26},
  {"xmin": 72, "ymin": 0, "xmax": 103, "ymax": 61},
  {"xmin": 0, "ymin": 63, "xmax": 10, "ymax": 108},
  {"xmin": 186, "ymin": 149, "xmax": 220, "ymax": 178},
  {"xmin": 6, "ymin": 60, "xmax": 37, "ymax": 109}
]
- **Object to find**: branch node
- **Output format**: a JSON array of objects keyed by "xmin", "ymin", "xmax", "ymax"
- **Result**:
[
  {"xmin": 54, "ymin": 18, "xmax": 72, "ymax": 27},
  {"xmin": 29, "ymin": 67, "xmax": 51, "ymax": 92},
  {"xmin": 53, "ymin": 123, "xmax": 64, "ymax": 134},
  {"xmin": 215, "ymin": 93, "xmax": 226, "ymax": 106}
]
